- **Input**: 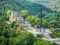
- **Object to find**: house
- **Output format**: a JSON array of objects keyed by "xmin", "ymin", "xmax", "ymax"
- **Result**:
[{"xmin": 9, "ymin": 11, "xmax": 24, "ymax": 23}]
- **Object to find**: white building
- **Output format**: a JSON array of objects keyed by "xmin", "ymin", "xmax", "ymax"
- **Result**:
[{"xmin": 9, "ymin": 11, "xmax": 24, "ymax": 23}]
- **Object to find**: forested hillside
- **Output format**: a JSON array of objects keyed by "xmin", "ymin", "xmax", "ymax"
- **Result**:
[
  {"xmin": 27, "ymin": 0, "xmax": 60, "ymax": 11},
  {"xmin": 27, "ymin": 0, "xmax": 60, "ymax": 28},
  {"xmin": 0, "ymin": 0, "xmax": 53, "ymax": 16},
  {"xmin": 0, "ymin": 0, "xmax": 60, "ymax": 28},
  {"xmin": 0, "ymin": 0, "xmax": 60, "ymax": 45}
]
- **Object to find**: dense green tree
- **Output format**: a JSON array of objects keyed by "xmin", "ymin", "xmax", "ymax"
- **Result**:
[
  {"xmin": 6, "ymin": 10, "xmax": 11, "ymax": 19},
  {"xmin": 13, "ymin": 33, "xmax": 36, "ymax": 45},
  {"xmin": 33, "ymin": 39, "xmax": 57, "ymax": 45},
  {"xmin": 42, "ymin": 19, "xmax": 49, "ymax": 28},
  {"xmin": 20, "ymin": 10, "xmax": 30, "ymax": 20},
  {"xmin": 43, "ymin": 13, "xmax": 60, "ymax": 28},
  {"xmin": 50, "ymin": 28, "xmax": 60, "ymax": 38},
  {"xmin": 27, "ymin": 15, "xmax": 40, "ymax": 26}
]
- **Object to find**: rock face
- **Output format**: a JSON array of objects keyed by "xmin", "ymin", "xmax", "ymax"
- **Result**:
[{"xmin": 9, "ymin": 11, "xmax": 24, "ymax": 23}]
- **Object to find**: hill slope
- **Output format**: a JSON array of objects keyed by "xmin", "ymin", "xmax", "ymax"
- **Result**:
[
  {"xmin": 27, "ymin": 0, "xmax": 60, "ymax": 11},
  {"xmin": 0, "ymin": 0, "xmax": 53, "ymax": 16}
]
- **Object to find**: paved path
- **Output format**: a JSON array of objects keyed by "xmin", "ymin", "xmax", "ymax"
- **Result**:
[{"xmin": 23, "ymin": 21, "xmax": 60, "ymax": 45}]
